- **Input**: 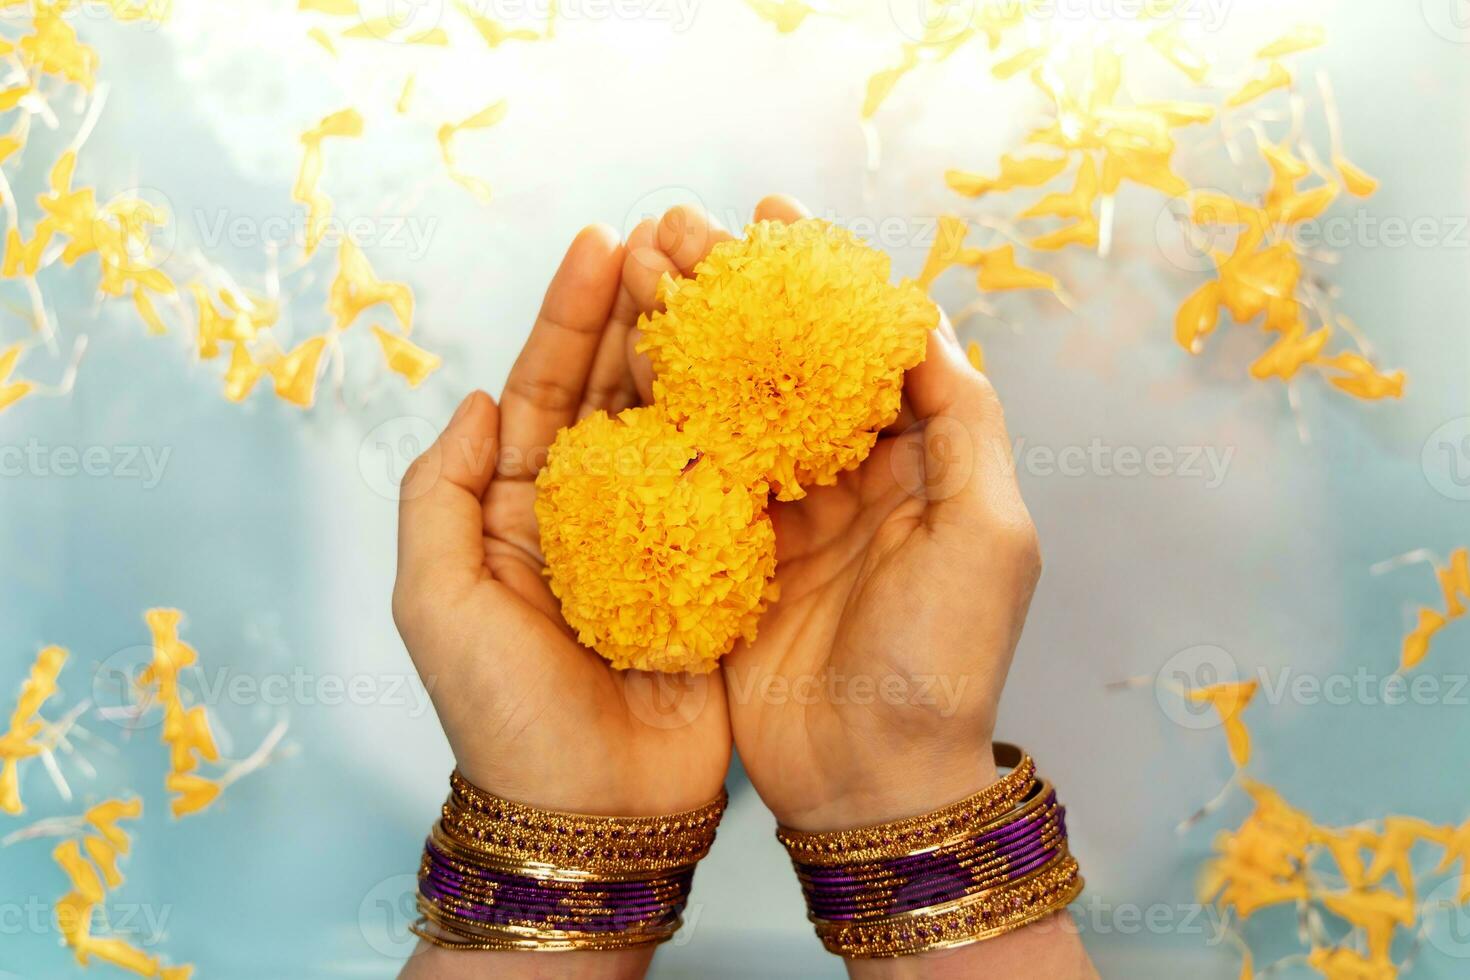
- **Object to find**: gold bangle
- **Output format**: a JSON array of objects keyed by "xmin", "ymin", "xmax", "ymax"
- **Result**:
[
  {"xmin": 813, "ymin": 856, "xmax": 1084, "ymax": 958},
  {"xmin": 414, "ymin": 772, "xmax": 725, "ymax": 952},
  {"xmin": 776, "ymin": 743, "xmax": 1036, "ymax": 866},
  {"xmin": 442, "ymin": 778, "xmax": 727, "ymax": 875},
  {"xmin": 776, "ymin": 744, "xmax": 1084, "ymax": 959}
]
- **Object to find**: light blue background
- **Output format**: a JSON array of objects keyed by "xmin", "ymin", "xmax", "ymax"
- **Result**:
[{"xmin": 1, "ymin": 1, "xmax": 1467, "ymax": 977}]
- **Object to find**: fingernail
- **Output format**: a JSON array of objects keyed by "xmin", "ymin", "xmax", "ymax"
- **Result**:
[{"xmin": 451, "ymin": 391, "xmax": 478, "ymax": 425}]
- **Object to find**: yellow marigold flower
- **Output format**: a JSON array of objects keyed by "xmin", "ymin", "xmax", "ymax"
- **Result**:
[
  {"xmin": 535, "ymin": 407, "xmax": 778, "ymax": 673},
  {"xmin": 636, "ymin": 219, "xmax": 935, "ymax": 501}
]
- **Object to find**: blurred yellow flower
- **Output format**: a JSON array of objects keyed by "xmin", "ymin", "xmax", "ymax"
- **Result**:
[{"xmin": 0, "ymin": 645, "xmax": 67, "ymax": 814}]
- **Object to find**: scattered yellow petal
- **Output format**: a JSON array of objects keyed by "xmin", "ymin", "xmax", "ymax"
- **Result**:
[
  {"xmin": 966, "ymin": 340, "xmax": 985, "ymax": 373},
  {"xmin": 863, "ymin": 46, "xmax": 919, "ymax": 119},
  {"xmin": 1175, "ymin": 280, "xmax": 1221, "ymax": 353},
  {"xmin": 1255, "ymin": 24, "xmax": 1326, "ymax": 59},
  {"xmin": 946, "ymin": 153, "xmax": 1070, "ymax": 199},
  {"xmin": 458, "ymin": 0, "xmax": 543, "ymax": 46},
  {"xmin": 223, "ymin": 342, "xmax": 265, "ymax": 403},
  {"xmin": 438, "ymin": 100, "xmax": 508, "ymax": 202},
  {"xmin": 0, "ymin": 645, "xmax": 67, "ymax": 814},
  {"xmin": 1029, "ymin": 217, "xmax": 1099, "ymax": 251},
  {"xmin": 916, "ymin": 215, "xmax": 978, "ymax": 290},
  {"xmin": 165, "ymin": 771, "xmax": 222, "ymax": 819},
  {"xmin": 396, "ymin": 74, "xmax": 415, "ymax": 114},
  {"xmin": 992, "ymin": 45, "xmax": 1046, "ymax": 80},
  {"xmin": 1315, "ymin": 351, "xmax": 1405, "ymax": 400},
  {"xmin": 294, "ymin": 108, "xmax": 364, "ymax": 256},
  {"xmin": 371, "ymin": 325, "xmax": 441, "ymax": 387},
  {"xmin": 1250, "ymin": 324, "xmax": 1331, "ymax": 381},
  {"xmin": 53, "ymin": 839, "xmax": 106, "ymax": 905},
  {"xmin": 1334, "ymin": 154, "xmax": 1379, "ymax": 197},
  {"xmin": 1147, "ymin": 24, "xmax": 1209, "ymax": 84},
  {"xmin": 269, "ymin": 335, "xmax": 329, "ymax": 409},
  {"xmin": 299, "ymin": 0, "xmax": 357, "ymax": 13},
  {"xmin": 1227, "ymin": 62, "xmax": 1292, "ymax": 108},
  {"xmin": 329, "ymin": 238, "xmax": 414, "ymax": 331},
  {"xmin": 744, "ymin": 0, "xmax": 817, "ymax": 33},
  {"xmin": 1185, "ymin": 681, "xmax": 1259, "ymax": 767},
  {"xmin": 975, "ymin": 245, "xmax": 1057, "ymax": 293},
  {"xmin": 133, "ymin": 286, "xmax": 169, "ymax": 335},
  {"xmin": 1019, "ymin": 156, "xmax": 1098, "ymax": 222},
  {"xmin": 307, "ymin": 26, "xmax": 338, "ymax": 56}
]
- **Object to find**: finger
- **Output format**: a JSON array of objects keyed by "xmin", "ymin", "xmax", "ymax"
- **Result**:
[
  {"xmin": 579, "ymin": 221, "xmax": 654, "ymax": 418},
  {"xmin": 397, "ymin": 391, "xmax": 499, "ymax": 600},
  {"xmin": 881, "ymin": 311, "xmax": 957, "ymax": 437},
  {"xmin": 753, "ymin": 193, "xmax": 810, "ymax": 224},
  {"xmin": 658, "ymin": 204, "xmax": 732, "ymax": 275},
  {"xmin": 627, "ymin": 216, "xmax": 658, "ymax": 252},
  {"xmin": 577, "ymin": 284, "xmax": 640, "ymax": 418},
  {"xmin": 624, "ymin": 246, "xmax": 680, "ymax": 315},
  {"xmin": 622, "ymin": 245, "xmax": 682, "ymax": 405},
  {"xmin": 902, "ymin": 324, "xmax": 1023, "ymax": 524},
  {"xmin": 499, "ymin": 224, "xmax": 623, "ymax": 478}
]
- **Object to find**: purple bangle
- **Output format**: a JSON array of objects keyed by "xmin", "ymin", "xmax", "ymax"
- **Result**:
[
  {"xmin": 778, "ymin": 745, "xmax": 1086, "ymax": 958},
  {"xmin": 412, "ymin": 776, "xmax": 727, "ymax": 951},
  {"xmin": 421, "ymin": 833, "xmax": 693, "ymax": 933},
  {"xmin": 797, "ymin": 796, "xmax": 1068, "ymax": 922}
]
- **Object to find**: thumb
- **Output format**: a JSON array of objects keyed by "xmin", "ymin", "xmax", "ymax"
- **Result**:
[{"xmin": 395, "ymin": 391, "xmax": 499, "ymax": 604}]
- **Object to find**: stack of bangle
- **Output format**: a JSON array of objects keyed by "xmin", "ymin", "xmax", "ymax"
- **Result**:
[
  {"xmin": 413, "ymin": 771, "xmax": 728, "ymax": 951},
  {"xmin": 776, "ymin": 743, "xmax": 1083, "ymax": 958}
]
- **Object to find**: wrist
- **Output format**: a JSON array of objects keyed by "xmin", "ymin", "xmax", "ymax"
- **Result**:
[
  {"xmin": 403, "ymin": 940, "xmax": 656, "ymax": 980},
  {"xmin": 452, "ymin": 759, "xmax": 724, "ymax": 819},
  {"xmin": 773, "ymin": 740, "xmax": 1000, "ymax": 832}
]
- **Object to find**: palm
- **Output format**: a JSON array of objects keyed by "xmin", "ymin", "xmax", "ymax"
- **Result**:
[
  {"xmin": 727, "ymin": 433, "xmax": 974, "ymax": 814},
  {"xmin": 394, "ymin": 224, "xmax": 729, "ymax": 818}
]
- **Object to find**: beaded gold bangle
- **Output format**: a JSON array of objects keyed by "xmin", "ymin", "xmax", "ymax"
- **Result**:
[
  {"xmin": 776, "ymin": 743, "xmax": 1084, "ymax": 959},
  {"xmin": 775, "ymin": 743, "xmax": 1037, "ymax": 866},
  {"xmin": 412, "ymin": 772, "xmax": 727, "ymax": 952}
]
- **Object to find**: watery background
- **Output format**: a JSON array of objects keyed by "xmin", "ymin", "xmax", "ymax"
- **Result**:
[{"xmin": 1, "ymin": 0, "xmax": 1468, "ymax": 977}]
